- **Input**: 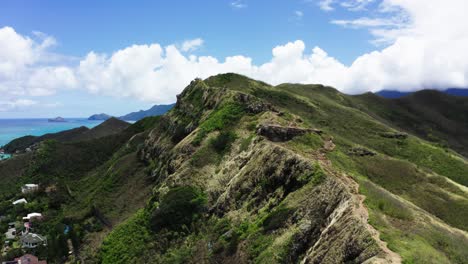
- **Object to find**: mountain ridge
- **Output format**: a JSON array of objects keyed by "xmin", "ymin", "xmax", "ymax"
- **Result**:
[{"xmin": 1, "ymin": 73, "xmax": 467, "ymax": 264}]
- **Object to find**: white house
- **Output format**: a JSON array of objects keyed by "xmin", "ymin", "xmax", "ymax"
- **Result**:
[
  {"xmin": 21, "ymin": 184, "xmax": 39, "ymax": 194},
  {"xmin": 23, "ymin": 213, "xmax": 43, "ymax": 221},
  {"xmin": 4, "ymin": 227, "xmax": 16, "ymax": 240},
  {"xmin": 12, "ymin": 198, "xmax": 28, "ymax": 205},
  {"xmin": 20, "ymin": 233, "xmax": 47, "ymax": 248}
]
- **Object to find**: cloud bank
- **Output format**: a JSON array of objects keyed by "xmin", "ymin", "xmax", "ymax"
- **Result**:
[{"xmin": 0, "ymin": 0, "xmax": 467, "ymax": 106}]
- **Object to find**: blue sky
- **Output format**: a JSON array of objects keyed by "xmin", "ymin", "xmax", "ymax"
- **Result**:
[
  {"xmin": 1, "ymin": 0, "xmax": 375, "ymax": 63},
  {"xmin": 0, "ymin": 0, "xmax": 466, "ymax": 118}
]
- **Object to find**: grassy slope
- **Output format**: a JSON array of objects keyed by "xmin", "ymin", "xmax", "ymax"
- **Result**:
[
  {"xmin": 99, "ymin": 74, "xmax": 468, "ymax": 264},
  {"xmin": 258, "ymin": 81, "xmax": 468, "ymax": 262},
  {"xmin": 352, "ymin": 90, "xmax": 468, "ymax": 157},
  {"xmin": 0, "ymin": 116, "xmax": 159, "ymax": 263},
  {"xmin": 2, "ymin": 74, "xmax": 468, "ymax": 263}
]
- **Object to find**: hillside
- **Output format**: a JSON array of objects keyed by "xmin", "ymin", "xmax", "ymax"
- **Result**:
[
  {"xmin": 352, "ymin": 90, "xmax": 468, "ymax": 156},
  {"xmin": 119, "ymin": 103, "xmax": 174, "ymax": 121},
  {"xmin": 1, "ymin": 73, "xmax": 467, "ymax": 264},
  {"xmin": 3, "ymin": 118, "xmax": 130, "ymax": 154}
]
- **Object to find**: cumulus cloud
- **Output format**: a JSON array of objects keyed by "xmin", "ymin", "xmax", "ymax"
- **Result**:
[
  {"xmin": 0, "ymin": 27, "xmax": 76, "ymax": 98},
  {"xmin": 0, "ymin": 0, "xmax": 467, "ymax": 106}
]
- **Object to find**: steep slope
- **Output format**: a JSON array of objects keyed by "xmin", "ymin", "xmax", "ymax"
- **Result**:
[
  {"xmin": 98, "ymin": 74, "xmax": 468, "ymax": 263},
  {"xmin": 73, "ymin": 117, "xmax": 130, "ymax": 141},
  {"xmin": 1, "ymin": 74, "xmax": 467, "ymax": 264},
  {"xmin": 352, "ymin": 90, "xmax": 468, "ymax": 156}
]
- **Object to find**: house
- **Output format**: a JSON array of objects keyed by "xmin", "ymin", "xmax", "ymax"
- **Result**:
[
  {"xmin": 4, "ymin": 227, "xmax": 16, "ymax": 240},
  {"xmin": 12, "ymin": 198, "xmax": 28, "ymax": 205},
  {"xmin": 22, "ymin": 213, "xmax": 43, "ymax": 221},
  {"xmin": 20, "ymin": 233, "xmax": 47, "ymax": 248},
  {"xmin": 21, "ymin": 184, "xmax": 39, "ymax": 194},
  {"xmin": 2, "ymin": 254, "xmax": 47, "ymax": 264}
]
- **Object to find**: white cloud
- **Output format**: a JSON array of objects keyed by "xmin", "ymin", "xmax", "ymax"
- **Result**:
[
  {"xmin": 316, "ymin": 0, "xmax": 374, "ymax": 11},
  {"xmin": 331, "ymin": 17, "xmax": 398, "ymax": 28},
  {"xmin": 181, "ymin": 38, "xmax": 204, "ymax": 52},
  {"xmin": 1, "ymin": 0, "xmax": 468, "ymax": 107},
  {"xmin": 0, "ymin": 27, "xmax": 76, "ymax": 98},
  {"xmin": 0, "ymin": 99, "xmax": 37, "ymax": 112},
  {"xmin": 295, "ymin": 10, "xmax": 304, "ymax": 19},
  {"xmin": 317, "ymin": 0, "xmax": 334, "ymax": 11},
  {"xmin": 340, "ymin": 0, "xmax": 375, "ymax": 11},
  {"xmin": 231, "ymin": 0, "xmax": 247, "ymax": 9}
]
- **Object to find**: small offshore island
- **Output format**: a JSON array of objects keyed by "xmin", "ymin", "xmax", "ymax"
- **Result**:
[{"xmin": 47, "ymin": 117, "xmax": 66, "ymax": 123}]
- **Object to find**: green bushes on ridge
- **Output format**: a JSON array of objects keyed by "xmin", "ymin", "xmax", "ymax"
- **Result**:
[
  {"xmin": 100, "ymin": 210, "xmax": 151, "ymax": 264},
  {"xmin": 150, "ymin": 186, "xmax": 207, "ymax": 232},
  {"xmin": 193, "ymin": 102, "xmax": 245, "ymax": 145}
]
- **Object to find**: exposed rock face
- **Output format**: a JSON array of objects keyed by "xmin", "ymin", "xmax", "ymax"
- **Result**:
[
  {"xmin": 257, "ymin": 124, "xmax": 323, "ymax": 142},
  {"xmin": 236, "ymin": 93, "xmax": 277, "ymax": 114},
  {"xmin": 131, "ymin": 77, "xmax": 395, "ymax": 263},
  {"xmin": 210, "ymin": 140, "xmax": 381, "ymax": 263}
]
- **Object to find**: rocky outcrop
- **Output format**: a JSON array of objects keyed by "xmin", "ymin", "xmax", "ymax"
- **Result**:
[
  {"xmin": 236, "ymin": 93, "xmax": 278, "ymax": 114},
  {"xmin": 257, "ymin": 124, "xmax": 323, "ymax": 142}
]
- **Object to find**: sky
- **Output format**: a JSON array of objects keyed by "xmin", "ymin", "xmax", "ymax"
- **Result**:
[{"xmin": 0, "ymin": 0, "xmax": 467, "ymax": 118}]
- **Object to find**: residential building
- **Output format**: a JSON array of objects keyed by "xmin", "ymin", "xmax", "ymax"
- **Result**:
[
  {"xmin": 20, "ymin": 233, "xmax": 47, "ymax": 248},
  {"xmin": 21, "ymin": 184, "xmax": 39, "ymax": 194},
  {"xmin": 12, "ymin": 198, "xmax": 28, "ymax": 205},
  {"xmin": 2, "ymin": 254, "xmax": 47, "ymax": 264}
]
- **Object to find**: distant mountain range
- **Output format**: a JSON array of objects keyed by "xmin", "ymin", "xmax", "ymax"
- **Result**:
[
  {"xmin": 377, "ymin": 88, "xmax": 468, "ymax": 98},
  {"xmin": 88, "ymin": 104, "xmax": 175, "ymax": 121}
]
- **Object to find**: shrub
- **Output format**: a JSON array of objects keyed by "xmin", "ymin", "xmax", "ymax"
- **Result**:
[
  {"xmin": 262, "ymin": 207, "xmax": 294, "ymax": 231},
  {"xmin": 193, "ymin": 102, "xmax": 245, "ymax": 145},
  {"xmin": 150, "ymin": 186, "xmax": 207, "ymax": 232},
  {"xmin": 100, "ymin": 210, "xmax": 151, "ymax": 264},
  {"xmin": 210, "ymin": 131, "xmax": 237, "ymax": 153}
]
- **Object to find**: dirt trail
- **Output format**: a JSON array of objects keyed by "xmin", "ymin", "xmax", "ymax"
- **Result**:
[{"xmin": 316, "ymin": 139, "xmax": 402, "ymax": 264}]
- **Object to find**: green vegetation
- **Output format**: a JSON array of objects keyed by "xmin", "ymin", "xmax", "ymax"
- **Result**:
[
  {"xmin": 209, "ymin": 131, "xmax": 237, "ymax": 153},
  {"xmin": 100, "ymin": 210, "xmax": 151, "ymax": 264},
  {"xmin": 1, "ymin": 73, "xmax": 468, "ymax": 263},
  {"xmin": 150, "ymin": 186, "xmax": 207, "ymax": 232},
  {"xmin": 193, "ymin": 102, "xmax": 245, "ymax": 145}
]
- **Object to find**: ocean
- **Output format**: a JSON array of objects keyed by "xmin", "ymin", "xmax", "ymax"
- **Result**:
[{"xmin": 0, "ymin": 118, "xmax": 104, "ymax": 147}]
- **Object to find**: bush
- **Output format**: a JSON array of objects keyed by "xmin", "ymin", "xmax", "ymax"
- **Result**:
[
  {"xmin": 262, "ymin": 207, "xmax": 294, "ymax": 231},
  {"xmin": 210, "ymin": 131, "xmax": 237, "ymax": 153},
  {"xmin": 150, "ymin": 186, "xmax": 207, "ymax": 232},
  {"xmin": 100, "ymin": 210, "xmax": 151, "ymax": 264},
  {"xmin": 193, "ymin": 102, "xmax": 245, "ymax": 145}
]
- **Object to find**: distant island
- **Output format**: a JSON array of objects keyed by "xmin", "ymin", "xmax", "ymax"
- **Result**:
[
  {"xmin": 88, "ymin": 103, "xmax": 175, "ymax": 122},
  {"xmin": 48, "ymin": 117, "xmax": 66, "ymax": 122},
  {"xmin": 88, "ymin": 113, "xmax": 112, "ymax": 121}
]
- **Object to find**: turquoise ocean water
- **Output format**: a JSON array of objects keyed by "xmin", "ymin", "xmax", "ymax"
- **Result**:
[{"xmin": 0, "ymin": 119, "xmax": 103, "ymax": 148}]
